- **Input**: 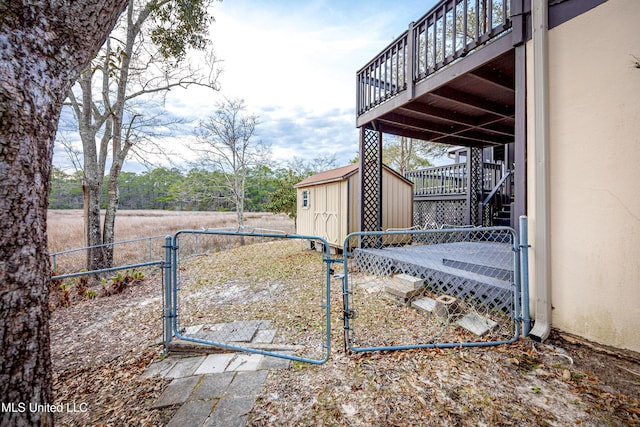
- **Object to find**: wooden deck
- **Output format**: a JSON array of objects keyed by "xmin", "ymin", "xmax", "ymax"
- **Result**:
[{"xmin": 353, "ymin": 240, "xmax": 515, "ymax": 313}]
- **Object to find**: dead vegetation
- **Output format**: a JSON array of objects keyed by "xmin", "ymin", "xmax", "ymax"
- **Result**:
[
  {"xmin": 47, "ymin": 210, "xmax": 294, "ymax": 274},
  {"xmin": 50, "ymin": 238, "xmax": 640, "ymax": 426}
]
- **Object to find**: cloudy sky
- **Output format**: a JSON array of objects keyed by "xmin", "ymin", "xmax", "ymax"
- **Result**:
[{"xmin": 54, "ymin": 0, "xmax": 439, "ymax": 172}]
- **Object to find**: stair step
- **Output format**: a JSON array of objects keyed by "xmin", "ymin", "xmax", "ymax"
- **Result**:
[{"xmin": 493, "ymin": 218, "xmax": 511, "ymax": 227}]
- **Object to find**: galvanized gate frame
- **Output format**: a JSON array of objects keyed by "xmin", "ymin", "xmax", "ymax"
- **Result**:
[
  {"xmin": 162, "ymin": 230, "xmax": 335, "ymax": 365},
  {"xmin": 162, "ymin": 220, "xmax": 531, "ymax": 363},
  {"xmin": 339, "ymin": 221, "xmax": 531, "ymax": 353}
]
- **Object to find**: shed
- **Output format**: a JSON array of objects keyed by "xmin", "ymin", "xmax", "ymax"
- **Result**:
[{"xmin": 294, "ymin": 163, "xmax": 413, "ymax": 250}]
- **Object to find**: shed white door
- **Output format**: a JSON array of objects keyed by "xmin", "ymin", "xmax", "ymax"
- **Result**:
[{"xmin": 312, "ymin": 183, "xmax": 341, "ymax": 246}]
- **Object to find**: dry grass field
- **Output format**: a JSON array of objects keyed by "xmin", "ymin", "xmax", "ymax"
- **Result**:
[{"xmin": 47, "ymin": 210, "xmax": 294, "ymax": 274}]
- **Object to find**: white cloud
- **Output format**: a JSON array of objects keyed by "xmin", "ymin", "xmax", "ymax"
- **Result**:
[{"xmin": 55, "ymin": 0, "xmax": 439, "ymax": 172}]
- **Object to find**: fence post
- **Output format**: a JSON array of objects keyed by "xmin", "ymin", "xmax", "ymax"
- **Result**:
[
  {"xmin": 162, "ymin": 235, "xmax": 173, "ymax": 355},
  {"xmin": 519, "ymin": 216, "xmax": 532, "ymax": 336}
]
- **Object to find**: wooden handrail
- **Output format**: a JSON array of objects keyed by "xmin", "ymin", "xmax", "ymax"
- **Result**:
[
  {"xmin": 357, "ymin": 0, "xmax": 512, "ymax": 116},
  {"xmin": 482, "ymin": 168, "xmax": 512, "ymax": 205}
]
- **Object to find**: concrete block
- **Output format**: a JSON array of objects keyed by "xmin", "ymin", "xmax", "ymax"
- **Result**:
[
  {"xmin": 394, "ymin": 273, "xmax": 425, "ymax": 289},
  {"xmin": 411, "ymin": 297, "xmax": 438, "ymax": 316},
  {"xmin": 384, "ymin": 279, "xmax": 423, "ymax": 302},
  {"xmin": 456, "ymin": 313, "xmax": 498, "ymax": 336},
  {"xmin": 434, "ymin": 294, "xmax": 457, "ymax": 318}
]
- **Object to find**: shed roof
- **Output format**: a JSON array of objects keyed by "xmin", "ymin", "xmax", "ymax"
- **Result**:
[
  {"xmin": 294, "ymin": 163, "xmax": 412, "ymax": 188},
  {"xmin": 294, "ymin": 164, "xmax": 359, "ymax": 188}
]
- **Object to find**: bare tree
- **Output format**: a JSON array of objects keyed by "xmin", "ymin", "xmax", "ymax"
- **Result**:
[
  {"xmin": 194, "ymin": 98, "xmax": 269, "ymax": 229},
  {"xmin": 0, "ymin": 0, "xmax": 128, "ymax": 424},
  {"xmin": 383, "ymin": 136, "xmax": 448, "ymax": 172},
  {"xmin": 62, "ymin": 0, "xmax": 221, "ymax": 271}
]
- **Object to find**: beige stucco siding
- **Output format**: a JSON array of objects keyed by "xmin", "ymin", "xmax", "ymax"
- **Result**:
[{"xmin": 527, "ymin": 0, "xmax": 640, "ymax": 352}]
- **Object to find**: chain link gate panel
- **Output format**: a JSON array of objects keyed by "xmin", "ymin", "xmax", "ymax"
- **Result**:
[
  {"xmin": 341, "ymin": 227, "xmax": 522, "ymax": 352},
  {"xmin": 164, "ymin": 230, "xmax": 333, "ymax": 364}
]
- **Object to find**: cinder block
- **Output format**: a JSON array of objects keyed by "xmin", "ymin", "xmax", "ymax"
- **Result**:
[
  {"xmin": 434, "ymin": 294, "xmax": 457, "ymax": 318},
  {"xmin": 456, "ymin": 313, "xmax": 498, "ymax": 336},
  {"xmin": 411, "ymin": 297, "xmax": 438, "ymax": 316},
  {"xmin": 384, "ymin": 280, "xmax": 423, "ymax": 302},
  {"xmin": 393, "ymin": 273, "xmax": 425, "ymax": 289}
]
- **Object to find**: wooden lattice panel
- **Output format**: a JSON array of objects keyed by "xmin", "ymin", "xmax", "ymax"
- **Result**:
[
  {"xmin": 413, "ymin": 200, "xmax": 467, "ymax": 228},
  {"xmin": 469, "ymin": 147, "xmax": 483, "ymax": 226},
  {"xmin": 360, "ymin": 128, "xmax": 382, "ymax": 247}
]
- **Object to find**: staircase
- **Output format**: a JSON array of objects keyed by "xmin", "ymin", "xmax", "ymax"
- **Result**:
[
  {"xmin": 481, "ymin": 169, "xmax": 514, "ymax": 228},
  {"xmin": 493, "ymin": 199, "xmax": 513, "ymax": 227}
]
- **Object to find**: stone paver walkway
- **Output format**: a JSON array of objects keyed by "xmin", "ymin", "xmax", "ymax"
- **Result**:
[{"xmin": 144, "ymin": 352, "xmax": 290, "ymax": 426}]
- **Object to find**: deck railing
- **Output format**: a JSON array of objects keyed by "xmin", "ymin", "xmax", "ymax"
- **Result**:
[
  {"xmin": 406, "ymin": 163, "xmax": 468, "ymax": 196},
  {"xmin": 406, "ymin": 161, "xmax": 503, "ymax": 198},
  {"xmin": 357, "ymin": 0, "xmax": 512, "ymax": 115}
]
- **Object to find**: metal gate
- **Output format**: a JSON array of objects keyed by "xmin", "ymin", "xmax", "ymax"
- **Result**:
[
  {"xmin": 340, "ymin": 226, "xmax": 528, "ymax": 352},
  {"xmin": 163, "ymin": 230, "xmax": 334, "ymax": 364},
  {"xmin": 163, "ymin": 225, "xmax": 530, "ymax": 363}
]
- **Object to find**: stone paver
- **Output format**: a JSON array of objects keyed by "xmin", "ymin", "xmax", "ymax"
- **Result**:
[
  {"xmin": 166, "ymin": 355, "xmax": 206, "ymax": 379},
  {"xmin": 166, "ymin": 399, "xmax": 216, "ymax": 427},
  {"xmin": 194, "ymin": 353, "xmax": 235, "ymax": 375},
  {"xmin": 258, "ymin": 355, "xmax": 291, "ymax": 370},
  {"xmin": 146, "ymin": 321, "xmax": 294, "ymax": 426},
  {"xmin": 226, "ymin": 354, "xmax": 263, "ymax": 372},
  {"xmin": 252, "ymin": 329, "xmax": 277, "ymax": 343},
  {"xmin": 456, "ymin": 312, "xmax": 498, "ymax": 336},
  {"xmin": 151, "ymin": 375, "xmax": 202, "ymax": 408},
  {"xmin": 191, "ymin": 372, "xmax": 235, "ymax": 401},
  {"xmin": 226, "ymin": 371, "xmax": 269, "ymax": 397},
  {"xmin": 200, "ymin": 321, "xmax": 260, "ymax": 342},
  {"xmin": 141, "ymin": 357, "xmax": 178, "ymax": 378},
  {"xmin": 204, "ymin": 396, "xmax": 256, "ymax": 427}
]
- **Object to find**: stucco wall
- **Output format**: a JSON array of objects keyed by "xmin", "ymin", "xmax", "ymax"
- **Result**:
[{"xmin": 527, "ymin": 0, "xmax": 640, "ymax": 352}]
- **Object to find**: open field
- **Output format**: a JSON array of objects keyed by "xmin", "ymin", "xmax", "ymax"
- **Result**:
[{"xmin": 47, "ymin": 210, "xmax": 294, "ymax": 274}]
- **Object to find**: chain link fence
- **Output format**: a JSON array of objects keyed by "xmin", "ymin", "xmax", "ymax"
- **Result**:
[
  {"xmin": 167, "ymin": 231, "xmax": 333, "ymax": 364},
  {"xmin": 342, "ymin": 227, "xmax": 521, "ymax": 352},
  {"xmin": 49, "ymin": 224, "xmax": 295, "ymax": 280}
]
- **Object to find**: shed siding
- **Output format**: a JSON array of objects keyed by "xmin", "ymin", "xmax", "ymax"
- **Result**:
[
  {"xmin": 382, "ymin": 170, "xmax": 412, "ymax": 231},
  {"xmin": 296, "ymin": 165, "xmax": 412, "ymax": 249}
]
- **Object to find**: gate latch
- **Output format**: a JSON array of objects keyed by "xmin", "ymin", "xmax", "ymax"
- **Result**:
[{"xmin": 344, "ymin": 309, "xmax": 357, "ymax": 320}]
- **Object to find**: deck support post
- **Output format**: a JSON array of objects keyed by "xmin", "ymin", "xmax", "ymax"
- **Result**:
[
  {"xmin": 359, "ymin": 126, "xmax": 383, "ymax": 248},
  {"xmin": 466, "ymin": 147, "xmax": 483, "ymax": 226}
]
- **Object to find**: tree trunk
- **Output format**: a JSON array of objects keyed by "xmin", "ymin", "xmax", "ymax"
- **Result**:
[
  {"xmin": 102, "ymin": 160, "xmax": 123, "ymax": 267},
  {"xmin": 0, "ymin": 1, "xmax": 127, "ymax": 425},
  {"xmin": 83, "ymin": 178, "xmax": 106, "ymax": 271},
  {"xmin": 0, "ymin": 84, "xmax": 55, "ymax": 427}
]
